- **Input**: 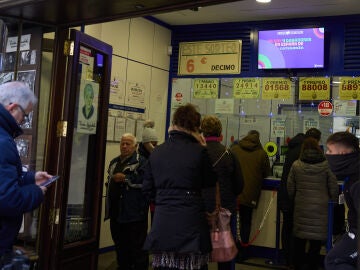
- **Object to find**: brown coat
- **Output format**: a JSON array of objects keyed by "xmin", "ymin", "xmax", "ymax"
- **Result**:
[{"xmin": 230, "ymin": 134, "xmax": 270, "ymax": 208}]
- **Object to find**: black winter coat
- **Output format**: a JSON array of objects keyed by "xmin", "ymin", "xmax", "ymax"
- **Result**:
[
  {"xmin": 277, "ymin": 133, "xmax": 305, "ymax": 212},
  {"xmin": 202, "ymin": 140, "xmax": 244, "ymax": 214},
  {"xmin": 142, "ymin": 130, "xmax": 216, "ymax": 253}
]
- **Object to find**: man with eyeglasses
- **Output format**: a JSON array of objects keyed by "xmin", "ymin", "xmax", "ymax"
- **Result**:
[{"xmin": 0, "ymin": 81, "xmax": 53, "ymax": 268}]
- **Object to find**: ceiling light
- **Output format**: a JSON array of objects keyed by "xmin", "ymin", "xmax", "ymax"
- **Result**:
[{"xmin": 256, "ymin": 0, "xmax": 271, "ymax": 3}]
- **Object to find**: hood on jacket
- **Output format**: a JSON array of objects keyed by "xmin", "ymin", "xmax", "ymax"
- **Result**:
[
  {"xmin": 288, "ymin": 133, "xmax": 305, "ymax": 149},
  {"xmin": 238, "ymin": 133, "xmax": 262, "ymax": 151}
]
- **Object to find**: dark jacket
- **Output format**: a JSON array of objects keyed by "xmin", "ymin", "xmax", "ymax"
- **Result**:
[
  {"xmin": 202, "ymin": 140, "xmax": 244, "ymax": 214},
  {"xmin": 142, "ymin": 130, "xmax": 216, "ymax": 253},
  {"xmin": 105, "ymin": 151, "xmax": 148, "ymax": 223},
  {"xmin": 278, "ymin": 133, "xmax": 305, "ymax": 211},
  {"xmin": 326, "ymin": 151, "xmax": 360, "ymax": 232},
  {"xmin": 230, "ymin": 134, "xmax": 270, "ymax": 208},
  {"xmin": 138, "ymin": 142, "xmax": 150, "ymax": 159},
  {"xmin": 0, "ymin": 105, "xmax": 44, "ymax": 256},
  {"xmin": 287, "ymin": 149, "xmax": 338, "ymax": 240}
]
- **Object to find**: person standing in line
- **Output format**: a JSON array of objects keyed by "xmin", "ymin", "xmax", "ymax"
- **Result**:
[
  {"xmin": 324, "ymin": 131, "xmax": 360, "ymax": 270},
  {"xmin": 138, "ymin": 119, "xmax": 159, "ymax": 223},
  {"xmin": 287, "ymin": 137, "xmax": 338, "ymax": 270},
  {"xmin": 200, "ymin": 115, "xmax": 244, "ymax": 270},
  {"xmin": 138, "ymin": 120, "xmax": 159, "ymax": 159},
  {"xmin": 104, "ymin": 133, "xmax": 149, "ymax": 270},
  {"xmin": 142, "ymin": 104, "xmax": 216, "ymax": 270},
  {"xmin": 278, "ymin": 128, "xmax": 321, "ymax": 269},
  {"xmin": 230, "ymin": 130, "xmax": 271, "ymax": 261},
  {"xmin": 278, "ymin": 133, "xmax": 305, "ymax": 269},
  {"xmin": 0, "ymin": 81, "xmax": 52, "ymax": 267}
]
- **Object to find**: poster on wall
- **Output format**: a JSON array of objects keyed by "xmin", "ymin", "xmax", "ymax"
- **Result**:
[
  {"xmin": 0, "ymin": 72, "xmax": 14, "ymax": 84},
  {"xmin": 271, "ymin": 116, "xmax": 286, "ymax": 137},
  {"xmin": 106, "ymin": 116, "xmax": 115, "ymax": 141},
  {"xmin": 6, "ymin": 34, "xmax": 31, "ymax": 52},
  {"xmin": 333, "ymin": 100, "xmax": 357, "ymax": 116},
  {"xmin": 2, "ymin": 52, "xmax": 16, "ymax": 70},
  {"xmin": 215, "ymin": 99, "xmax": 234, "ymax": 114},
  {"xmin": 77, "ymin": 80, "xmax": 99, "ymax": 134},
  {"xmin": 193, "ymin": 78, "xmax": 219, "ymax": 99},
  {"xmin": 339, "ymin": 77, "xmax": 360, "ymax": 100},
  {"xmin": 233, "ymin": 78, "xmax": 260, "ymax": 99},
  {"xmin": 126, "ymin": 81, "xmax": 145, "ymax": 108},
  {"xmin": 298, "ymin": 77, "xmax": 330, "ymax": 100},
  {"xmin": 79, "ymin": 46, "xmax": 94, "ymax": 81},
  {"xmin": 20, "ymin": 50, "xmax": 37, "ymax": 66},
  {"xmin": 15, "ymin": 134, "xmax": 32, "ymax": 168},
  {"xmin": 261, "ymin": 78, "xmax": 291, "ymax": 100},
  {"xmin": 303, "ymin": 116, "xmax": 319, "ymax": 133},
  {"xmin": 17, "ymin": 70, "xmax": 36, "ymax": 92},
  {"xmin": 109, "ymin": 77, "xmax": 125, "ymax": 106}
]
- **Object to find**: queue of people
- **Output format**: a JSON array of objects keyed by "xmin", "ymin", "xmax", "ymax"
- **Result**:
[
  {"xmin": 1, "ymin": 86, "xmax": 359, "ymax": 270},
  {"xmin": 104, "ymin": 104, "xmax": 359, "ymax": 270}
]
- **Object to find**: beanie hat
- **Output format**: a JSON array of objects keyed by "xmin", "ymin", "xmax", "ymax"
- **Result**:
[{"xmin": 142, "ymin": 120, "xmax": 159, "ymax": 143}]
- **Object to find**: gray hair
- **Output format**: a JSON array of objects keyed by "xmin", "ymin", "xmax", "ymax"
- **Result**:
[
  {"xmin": 121, "ymin": 133, "xmax": 137, "ymax": 145},
  {"xmin": 0, "ymin": 81, "xmax": 37, "ymax": 108}
]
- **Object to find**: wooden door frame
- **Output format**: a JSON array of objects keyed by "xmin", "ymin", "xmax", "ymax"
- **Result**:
[{"xmin": 38, "ymin": 27, "xmax": 112, "ymax": 270}]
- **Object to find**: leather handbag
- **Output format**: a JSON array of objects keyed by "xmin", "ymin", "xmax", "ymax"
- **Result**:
[{"xmin": 207, "ymin": 150, "xmax": 238, "ymax": 262}]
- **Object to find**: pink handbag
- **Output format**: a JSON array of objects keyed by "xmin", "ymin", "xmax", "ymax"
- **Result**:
[{"xmin": 207, "ymin": 149, "xmax": 238, "ymax": 262}]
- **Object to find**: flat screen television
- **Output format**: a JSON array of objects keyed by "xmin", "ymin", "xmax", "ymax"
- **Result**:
[{"xmin": 258, "ymin": 27, "xmax": 325, "ymax": 69}]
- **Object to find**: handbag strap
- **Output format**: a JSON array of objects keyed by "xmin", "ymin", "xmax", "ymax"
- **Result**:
[{"xmin": 212, "ymin": 149, "xmax": 228, "ymax": 208}]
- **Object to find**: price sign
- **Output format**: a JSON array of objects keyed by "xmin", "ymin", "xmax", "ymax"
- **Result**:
[
  {"xmin": 178, "ymin": 40, "xmax": 242, "ymax": 75},
  {"xmin": 299, "ymin": 77, "xmax": 330, "ymax": 100},
  {"xmin": 193, "ymin": 78, "xmax": 219, "ymax": 98},
  {"xmin": 339, "ymin": 77, "xmax": 360, "ymax": 100},
  {"xmin": 233, "ymin": 78, "xmax": 260, "ymax": 99},
  {"xmin": 261, "ymin": 78, "xmax": 291, "ymax": 100},
  {"xmin": 318, "ymin": 101, "xmax": 333, "ymax": 116}
]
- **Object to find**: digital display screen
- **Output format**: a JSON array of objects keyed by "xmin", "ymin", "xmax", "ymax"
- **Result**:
[{"xmin": 258, "ymin": 27, "xmax": 325, "ymax": 69}]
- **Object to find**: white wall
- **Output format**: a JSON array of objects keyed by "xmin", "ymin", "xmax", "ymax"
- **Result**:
[{"xmin": 85, "ymin": 17, "xmax": 171, "ymax": 249}]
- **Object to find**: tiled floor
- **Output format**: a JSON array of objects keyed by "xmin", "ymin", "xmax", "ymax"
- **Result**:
[{"xmin": 97, "ymin": 251, "xmax": 289, "ymax": 270}]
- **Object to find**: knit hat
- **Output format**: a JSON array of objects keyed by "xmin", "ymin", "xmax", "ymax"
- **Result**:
[{"xmin": 142, "ymin": 120, "xmax": 158, "ymax": 143}]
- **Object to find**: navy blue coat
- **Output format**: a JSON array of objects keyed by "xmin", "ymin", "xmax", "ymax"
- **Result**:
[
  {"xmin": 142, "ymin": 130, "xmax": 216, "ymax": 253},
  {"xmin": 0, "ymin": 105, "xmax": 44, "ymax": 255}
]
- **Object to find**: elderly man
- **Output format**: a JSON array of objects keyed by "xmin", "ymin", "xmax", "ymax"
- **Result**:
[
  {"xmin": 0, "ymin": 81, "xmax": 52, "ymax": 268},
  {"xmin": 105, "ymin": 133, "xmax": 149, "ymax": 270}
]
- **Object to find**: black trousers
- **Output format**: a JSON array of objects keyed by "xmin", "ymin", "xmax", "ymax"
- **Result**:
[
  {"xmin": 293, "ymin": 237, "xmax": 322, "ymax": 270},
  {"xmin": 281, "ymin": 209, "xmax": 294, "ymax": 266},
  {"xmin": 110, "ymin": 219, "xmax": 149, "ymax": 270}
]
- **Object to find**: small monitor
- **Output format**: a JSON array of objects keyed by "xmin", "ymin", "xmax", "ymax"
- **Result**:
[{"xmin": 258, "ymin": 27, "xmax": 325, "ymax": 69}]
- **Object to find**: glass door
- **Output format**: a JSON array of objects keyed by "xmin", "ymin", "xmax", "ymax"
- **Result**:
[{"xmin": 38, "ymin": 28, "xmax": 112, "ymax": 270}]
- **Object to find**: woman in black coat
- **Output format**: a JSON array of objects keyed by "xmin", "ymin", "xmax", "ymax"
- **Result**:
[{"xmin": 142, "ymin": 104, "xmax": 216, "ymax": 270}]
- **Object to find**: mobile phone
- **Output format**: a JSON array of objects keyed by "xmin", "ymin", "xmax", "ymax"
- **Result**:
[{"xmin": 40, "ymin": 175, "xmax": 60, "ymax": 187}]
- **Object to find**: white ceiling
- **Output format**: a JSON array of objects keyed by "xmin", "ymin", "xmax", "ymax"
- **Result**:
[{"xmin": 152, "ymin": 0, "xmax": 360, "ymax": 25}]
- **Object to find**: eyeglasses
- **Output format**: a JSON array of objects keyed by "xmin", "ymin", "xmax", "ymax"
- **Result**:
[{"xmin": 17, "ymin": 104, "xmax": 29, "ymax": 124}]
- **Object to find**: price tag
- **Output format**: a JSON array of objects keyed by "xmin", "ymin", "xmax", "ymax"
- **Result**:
[
  {"xmin": 339, "ymin": 77, "xmax": 360, "ymax": 100},
  {"xmin": 233, "ymin": 78, "xmax": 260, "ymax": 99},
  {"xmin": 299, "ymin": 77, "xmax": 330, "ymax": 100},
  {"xmin": 193, "ymin": 78, "xmax": 219, "ymax": 98},
  {"xmin": 261, "ymin": 78, "xmax": 291, "ymax": 100}
]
